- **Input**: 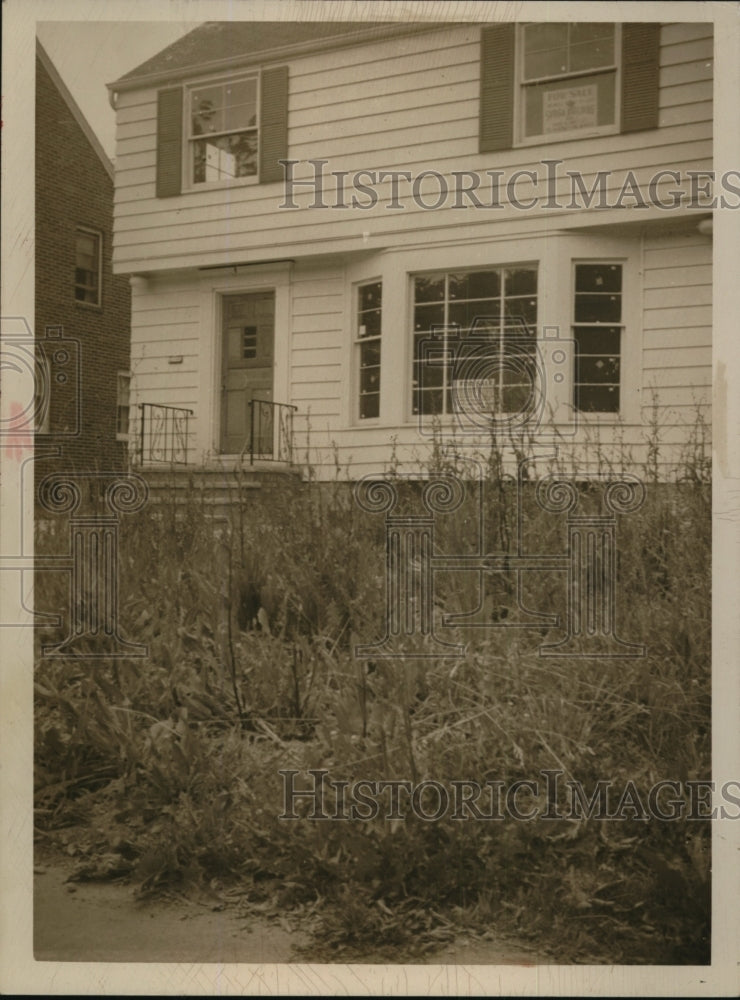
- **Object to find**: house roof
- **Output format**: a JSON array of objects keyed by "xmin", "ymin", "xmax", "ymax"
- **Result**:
[
  {"xmin": 36, "ymin": 39, "xmax": 114, "ymax": 182},
  {"xmin": 109, "ymin": 20, "xmax": 442, "ymax": 92}
]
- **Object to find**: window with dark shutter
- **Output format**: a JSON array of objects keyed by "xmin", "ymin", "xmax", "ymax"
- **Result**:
[
  {"xmin": 480, "ymin": 24, "xmax": 515, "ymax": 153},
  {"xmin": 621, "ymin": 24, "xmax": 660, "ymax": 133},
  {"xmin": 156, "ymin": 67, "xmax": 288, "ymax": 193},
  {"xmin": 480, "ymin": 22, "xmax": 660, "ymax": 151},
  {"xmin": 259, "ymin": 65, "xmax": 289, "ymax": 184},
  {"xmin": 156, "ymin": 88, "xmax": 183, "ymax": 197}
]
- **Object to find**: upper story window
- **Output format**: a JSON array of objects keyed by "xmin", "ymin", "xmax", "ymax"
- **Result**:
[
  {"xmin": 480, "ymin": 23, "xmax": 660, "ymax": 154},
  {"xmin": 189, "ymin": 76, "xmax": 258, "ymax": 185},
  {"xmin": 156, "ymin": 65, "xmax": 288, "ymax": 198},
  {"xmin": 519, "ymin": 23, "xmax": 619, "ymax": 142},
  {"xmin": 74, "ymin": 227, "xmax": 102, "ymax": 306}
]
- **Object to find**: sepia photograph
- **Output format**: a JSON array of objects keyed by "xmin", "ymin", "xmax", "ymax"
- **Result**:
[{"xmin": 1, "ymin": 0, "xmax": 738, "ymax": 995}]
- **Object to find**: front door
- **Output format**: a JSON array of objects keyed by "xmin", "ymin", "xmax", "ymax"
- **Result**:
[{"xmin": 220, "ymin": 291, "xmax": 275, "ymax": 455}]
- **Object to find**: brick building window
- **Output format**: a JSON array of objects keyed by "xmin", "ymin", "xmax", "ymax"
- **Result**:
[
  {"xmin": 116, "ymin": 372, "xmax": 131, "ymax": 439},
  {"xmin": 75, "ymin": 227, "xmax": 102, "ymax": 305}
]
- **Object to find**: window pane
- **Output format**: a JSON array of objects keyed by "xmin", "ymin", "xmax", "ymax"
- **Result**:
[
  {"xmin": 570, "ymin": 24, "xmax": 614, "ymax": 72},
  {"xmin": 360, "ymin": 392, "xmax": 380, "ymax": 420},
  {"xmin": 414, "ymin": 274, "xmax": 445, "ymax": 303},
  {"xmin": 575, "ymin": 384, "xmax": 620, "ymax": 413},
  {"xmin": 413, "ymin": 387, "xmax": 444, "ymax": 416},
  {"xmin": 242, "ymin": 326, "xmax": 257, "ymax": 359},
  {"xmin": 75, "ymin": 230, "xmax": 100, "ymax": 303},
  {"xmin": 359, "ymin": 308, "xmax": 381, "ymax": 338},
  {"xmin": 360, "ymin": 367, "xmax": 380, "ymax": 396},
  {"xmin": 360, "ymin": 339, "xmax": 381, "ymax": 368},
  {"xmin": 524, "ymin": 71, "xmax": 616, "ymax": 137},
  {"xmin": 193, "ymin": 133, "xmax": 258, "ymax": 183},
  {"xmin": 413, "ymin": 347, "xmax": 445, "ymax": 389},
  {"xmin": 414, "ymin": 302, "xmax": 445, "ymax": 331},
  {"xmin": 574, "ymin": 325, "xmax": 621, "ymax": 354},
  {"xmin": 504, "ymin": 295, "xmax": 537, "ymax": 328},
  {"xmin": 502, "ymin": 383, "xmax": 534, "ymax": 414},
  {"xmin": 191, "ymin": 86, "xmax": 224, "ymax": 134},
  {"xmin": 575, "ymin": 263, "xmax": 622, "ymax": 293},
  {"xmin": 359, "ymin": 282, "xmax": 382, "ymax": 311},
  {"xmin": 117, "ymin": 374, "xmax": 130, "ymax": 406},
  {"xmin": 523, "ymin": 23, "xmax": 569, "ymax": 79},
  {"xmin": 449, "ymin": 269, "xmax": 501, "ymax": 300},
  {"xmin": 576, "ymin": 354, "xmax": 620, "ymax": 384},
  {"xmin": 574, "ymin": 292, "xmax": 621, "ymax": 323},
  {"xmin": 223, "ymin": 79, "xmax": 257, "ymax": 130},
  {"xmin": 504, "ymin": 268, "xmax": 538, "ymax": 296},
  {"xmin": 449, "ymin": 299, "xmax": 499, "ymax": 330}
]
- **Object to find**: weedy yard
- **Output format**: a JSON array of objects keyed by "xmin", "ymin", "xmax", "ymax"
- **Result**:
[{"xmin": 34, "ymin": 423, "xmax": 711, "ymax": 964}]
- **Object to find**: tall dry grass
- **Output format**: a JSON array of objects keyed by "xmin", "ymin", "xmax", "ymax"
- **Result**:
[{"xmin": 34, "ymin": 414, "xmax": 711, "ymax": 962}]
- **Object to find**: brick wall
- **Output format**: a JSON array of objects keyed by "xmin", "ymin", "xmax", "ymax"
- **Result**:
[{"xmin": 35, "ymin": 54, "xmax": 132, "ymax": 477}]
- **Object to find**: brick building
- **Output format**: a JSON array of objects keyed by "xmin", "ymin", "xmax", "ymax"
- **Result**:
[{"xmin": 35, "ymin": 39, "xmax": 131, "ymax": 475}]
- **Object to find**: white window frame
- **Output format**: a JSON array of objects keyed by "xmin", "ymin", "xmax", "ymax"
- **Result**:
[
  {"xmin": 571, "ymin": 261, "xmax": 625, "ymax": 416},
  {"xmin": 184, "ymin": 72, "xmax": 261, "ymax": 192},
  {"xmin": 410, "ymin": 264, "xmax": 539, "ymax": 420},
  {"xmin": 515, "ymin": 23, "xmax": 622, "ymax": 147},
  {"xmin": 116, "ymin": 371, "xmax": 132, "ymax": 441},
  {"xmin": 355, "ymin": 279, "xmax": 382, "ymax": 422},
  {"xmin": 74, "ymin": 226, "xmax": 103, "ymax": 307}
]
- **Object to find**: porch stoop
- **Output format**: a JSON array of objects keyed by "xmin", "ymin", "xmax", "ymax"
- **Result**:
[{"xmin": 136, "ymin": 465, "xmax": 304, "ymax": 518}]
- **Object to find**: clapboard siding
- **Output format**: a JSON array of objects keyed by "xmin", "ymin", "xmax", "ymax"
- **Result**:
[
  {"xmin": 290, "ymin": 262, "xmax": 344, "ymax": 421},
  {"xmin": 640, "ymin": 232, "xmax": 712, "ymax": 427},
  {"xmin": 112, "ymin": 22, "xmax": 713, "ymax": 271}
]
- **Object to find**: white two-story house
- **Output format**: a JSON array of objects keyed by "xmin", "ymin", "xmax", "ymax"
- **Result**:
[{"xmin": 108, "ymin": 19, "xmax": 714, "ymax": 480}]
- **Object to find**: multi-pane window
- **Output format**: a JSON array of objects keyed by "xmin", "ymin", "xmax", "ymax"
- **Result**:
[
  {"xmin": 189, "ymin": 76, "xmax": 258, "ymax": 184},
  {"xmin": 520, "ymin": 23, "xmax": 618, "ymax": 140},
  {"xmin": 573, "ymin": 263, "xmax": 622, "ymax": 413},
  {"xmin": 242, "ymin": 327, "xmax": 258, "ymax": 359},
  {"xmin": 357, "ymin": 282, "xmax": 382, "ymax": 420},
  {"xmin": 74, "ymin": 228, "xmax": 102, "ymax": 305},
  {"xmin": 412, "ymin": 267, "xmax": 538, "ymax": 416},
  {"xmin": 116, "ymin": 372, "xmax": 131, "ymax": 439}
]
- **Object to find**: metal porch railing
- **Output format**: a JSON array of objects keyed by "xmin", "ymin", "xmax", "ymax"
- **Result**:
[
  {"xmin": 241, "ymin": 399, "xmax": 297, "ymax": 465},
  {"xmin": 138, "ymin": 403, "xmax": 193, "ymax": 465}
]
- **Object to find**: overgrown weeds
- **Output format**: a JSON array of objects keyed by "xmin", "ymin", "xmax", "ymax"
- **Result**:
[{"xmin": 34, "ymin": 415, "xmax": 711, "ymax": 963}]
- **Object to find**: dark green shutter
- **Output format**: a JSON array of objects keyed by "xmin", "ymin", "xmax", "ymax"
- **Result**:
[
  {"xmin": 156, "ymin": 87, "xmax": 183, "ymax": 197},
  {"xmin": 479, "ymin": 24, "xmax": 515, "ymax": 153},
  {"xmin": 621, "ymin": 24, "xmax": 660, "ymax": 133},
  {"xmin": 259, "ymin": 65, "xmax": 289, "ymax": 184}
]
